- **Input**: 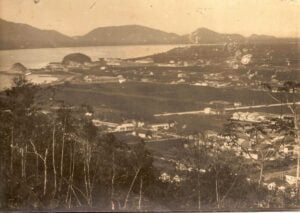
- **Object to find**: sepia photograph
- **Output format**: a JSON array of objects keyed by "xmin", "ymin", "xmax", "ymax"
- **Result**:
[{"xmin": 0, "ymin": 0, "xmax": 299, "ymax": 211}]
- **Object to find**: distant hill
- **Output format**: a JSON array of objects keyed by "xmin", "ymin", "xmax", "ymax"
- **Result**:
[
  {"xmin": 0, "ymin": 19, "xmax": 74, "ymax": 50},
  {"xmin": 0, "ymin": 18, "xmax": 298, "ymax": 50},
  {"xmin": 134, "ymin": 42, "xmax": 300, "ymax": 67},
  {"xmin": 185, "ymin": 28, "xmax": 296, "ymax": 44},
  {"xmin": 247, "ymin": 34, "xmax": 278, "ymax": 43},
  {"xmin": 75, "ymin": 25, "xmax": 186, "ymax": 46},
  {"xmin": 186, "ymin": 27, "xmax": 245, "ymax": 44}
]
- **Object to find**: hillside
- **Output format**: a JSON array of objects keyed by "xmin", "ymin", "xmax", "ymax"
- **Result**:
[
  {"xmin": 75, "ymin": 25, "xmax": 186, "ymax": 46},
  {"xmin": 186, "ymin": 27, "xmax": 245, "ymax": 43},
  {"xmin": 133, "ymin": 42, "xmax": 300, "ymax": 67},
  {"xmin": 0, "ymin": 19, "xmax": 74, "ymax": 49},
  {"xmin": 0, "ymin": 18, "xmax": 297, "ymax": 50}
]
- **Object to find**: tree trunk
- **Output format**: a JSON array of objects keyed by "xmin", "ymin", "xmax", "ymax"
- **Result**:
[
  {"xmin": 295, "ymin": 111, "xmax": 300, "ymax": 199},
  {"xmin": 36, "ymin": 154, "xmax": 39, "ymax": 182},
  {"xmin": 123, "ymin": 167, "xmax": 141, "ymax": 209},
  {"xmin": 66, "ymin": 146, "xmax": 73, "ymax": 204},
  {"xmin": 83, "ymin": 143, "xmax": 92, "ymax": 206},
  {"xmin": 138, "ymin": 176, "xmax": 143, "ymax": 210},
  {"xmin": 66, "ymin": 145, "xmax": 75, "ymax": 206},
  {"xmin": 30, "ymin": 140, "xmax": 48, "ymax": 196},
  {"xmin": 21, "ymin": 147, "xmax": 24, "ymax": 178},
  {"xmin": 59, "ymin": 119, "xmax": 66, "ymax": 192},
  {"xmin": 10, "ymin": 127, "xmax": 14, "ymax": 174},
  {"xmin": 197, "ymin": 173, "xmax": 201, "ymax": 210},
  {"xmin": 24, "ymin": 145, "xmax": 27, "ymax": 178},
  {"xmin": 111, "ymin": 152, "xmax": 115, "ymax": 211},
  {"xmin": 43, "ymin": 149, "xmax": 48, "ymax": 196},
  {"xmin": 86, "ymin": 150, "xmax": 92, "ymax": 205},
  {"xmin": 258, "ymin": 161, "xmax": 264, "ymax": 186},
  {"xmin": 196, "ymin": 142, "xmax": 201, "ymax": 210},
  {"xmin": 52, "ymin": 123, "xmax": 57, "ymax": 196},
  {"xmin": 215, "ymin": 178, "xmax": 220, "ymax": 209}
]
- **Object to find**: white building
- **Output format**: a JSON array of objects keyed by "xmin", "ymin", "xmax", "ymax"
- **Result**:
[
  {"xmin": 114, "ymin": 123, "xmax": 135, "ymax": 132},
  {"xmin": 150, "ymin": 122, "xmax": 174, "ymax": 131},
  {"xmin": 135, "ymin": 58, "xmax": 154, "ymax": 64},
  {"xmin": 286, "ymin": 174, "xmax": 300, "ymax": 185}
]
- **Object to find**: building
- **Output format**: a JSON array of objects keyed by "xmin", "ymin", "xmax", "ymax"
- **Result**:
[
  {"xmin": 242, "ymin": 151, "xmax": 259, "ymax": 160},
  {"xmin": 231, "ymin": 112, "xmax": 267, "ymax": 123},
  {"xmin": 47, "ymin": 62, "xmax": 66, "ymax": 71},
  {"xmin": 203, "ymin": 107, "xmax": 218, "ymax": 115},
  {"xmin": 114, "ymin": 123, "xmax": 135, "ymax": 132},
  {"xmin": 132, "ymin": 129, "xmax": 152, "ymax": 139},
  {"xmin": 135, "ymin": 58, "xmax": 154, "ymax": 64},
  {"xmin": 285, "ymin": 172, "xmax": 300, "ymax": 185},
  {"xmin": 92, "ymin": 119, "xmax": 118, "ymax": 128},
  {"xmin": 149, "ymin": 122, "xmax": 175, "ymax": 131},
  {"xmin": 234, "ymin": 102, "xmax": 242, "ymax": 107},
  {"xmin": 105, "ymin": 58, "xmax": 122, "ymax": 66}
]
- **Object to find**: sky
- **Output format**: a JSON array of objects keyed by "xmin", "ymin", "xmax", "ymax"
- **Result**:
[{"xmin": 0, "ymin": 0, "xmax": 299, "ymax": 37}]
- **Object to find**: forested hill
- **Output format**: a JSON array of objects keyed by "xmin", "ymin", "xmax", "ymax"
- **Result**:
[
  {"xmin": 75, "ymin": 25, "xmax": 186, "ymax": 46},
  {"xmin": 0, "ymin": 18, "xmax": 74, "ymax": 50},
  {"xmin": 0, "ymin": 18, "xmax": 298, "ymax": 50}
]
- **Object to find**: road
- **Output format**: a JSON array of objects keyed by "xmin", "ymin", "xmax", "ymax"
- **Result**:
[
  {"xmin": 225, "ymin": 102, "xmax": 300, "ymax": 111},
  {"xmin": 154, "ymin": 102, "xmax": 300, "ymax": 117},
  {"xmin": 155, "ymin": 110, "xmax": 205, "ymax": 117}
]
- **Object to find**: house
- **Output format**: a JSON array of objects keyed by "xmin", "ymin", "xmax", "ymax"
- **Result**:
[
  {"xmin": 105, "ymin": 58, "xmax": 123, "ymax": 66},
  {"xmin": 241, "ymin": 54, "xmax": 253, "ymax": 65},
  {"xmin": 132, "ymin": 129, "xmax": 152, "ymax": 139},
  {"xmin": 280, "ymin": 144, "xmax": 295, "ymax": 156},
  {"xmin": 118, "ymin": 78, "xmax": 126, "ymax": 84},
  {"xmin": 159, "ymin": 172, "xmax": 182, "ymax": 183},
  {"xmin": 177, "ymin": 79, "xmax": 186, "ymax": 83},
  {"xmin": 135, "ymin": 58, "xmax": 154, "ymax": 64},
  {"xmin": 114, "ymin": 123, "xmax": 135, "ymax": 132},
  {"xmin": 85, "ymin": 112, "xmax": 93, "ymax": 117},
  {"xmin": 92, "ymin": 119, "xmax": 118, "ymax": 128},
  {"xmin": 205, "ymin": 130, "xmax": 218, "ymax": 138},
  {"xmin": 136, "ymin": 121, "xmax": 145, "ymax": 128},
  {"xmin": 243, "ymin": 152, "xmax": 259, "ymax": 160},
  {"xmin": 203, "ymin": 107, "xmax": 218, "ymax": 115},
  {"xmin": 177, "ymin": 73, "xmax": 186, "ymax": 78},
  {"xmin": 159, "ymin": 172, "xmax": 171, "ymax": 182},
  {"xmin": 84, "ymin": 76, "xmax": 93, "ymax": 82},
  {"xmin": 234, "ymin": 102, "xmax": 242, "ymax": 107},
  {"xmin": 149, "ymin": 122, "xmax": 174, "ymax": 131},
  {"xmin": 141, "ymin": 78, "xmax": 150, "ymax": 82},
  {"xmin": 285, "ymin": 172, "xmax": 300, "ymax": 185},
  {"xmin": 193, "ymin": 82, "xmax": 208, "ymax": 87},
  {"xmin": 47, "ymin": 62, "xmax": 65, "ymax": 71},
  {"xmin": 231, "ymin": 112, "xmax": 267, "ymax": 123}
]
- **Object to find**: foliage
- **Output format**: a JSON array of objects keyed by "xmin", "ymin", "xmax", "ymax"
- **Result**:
[{"xmin": 0, "ymin": 77, "xmax": 297, "ymax": 210}]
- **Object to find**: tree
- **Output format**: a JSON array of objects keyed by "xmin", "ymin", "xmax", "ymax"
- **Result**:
[{"xmin": 261, "ymin": 81, "xmax": 299, "ymax": 196}]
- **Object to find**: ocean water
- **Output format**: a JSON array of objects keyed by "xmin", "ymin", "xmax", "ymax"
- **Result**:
[
  {"xmin": 0, "ymin": 44, "xmax": 189, "ymax": 90},
  {"xmin": 0, "ymin": 44, "xmax": 188, "ymax": 71}
]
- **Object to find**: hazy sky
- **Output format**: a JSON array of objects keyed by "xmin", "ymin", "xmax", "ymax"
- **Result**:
[{"xmin": 0, "ymin": 0, "xmax": 299, "ymax": 37}]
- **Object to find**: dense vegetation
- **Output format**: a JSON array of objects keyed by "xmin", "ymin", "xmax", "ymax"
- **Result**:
[{"xmin": 0, "ymin": 76, "xmax": 298, "ymax": 211}]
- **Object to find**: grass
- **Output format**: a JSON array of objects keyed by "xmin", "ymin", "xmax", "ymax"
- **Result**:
[{"xmin": 51, "ymin": 81, "xmax": 297, "ymax": 129}]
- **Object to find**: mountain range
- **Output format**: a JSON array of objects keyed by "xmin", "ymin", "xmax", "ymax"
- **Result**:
[{"xmin": 0, "ymin": 18, "xmax": 296, "ymax": 50}]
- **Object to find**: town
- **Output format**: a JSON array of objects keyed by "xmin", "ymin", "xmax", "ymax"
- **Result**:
[{"xmin": 5, "ymin": 42, "xmax": 299, "ymax": 199}]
